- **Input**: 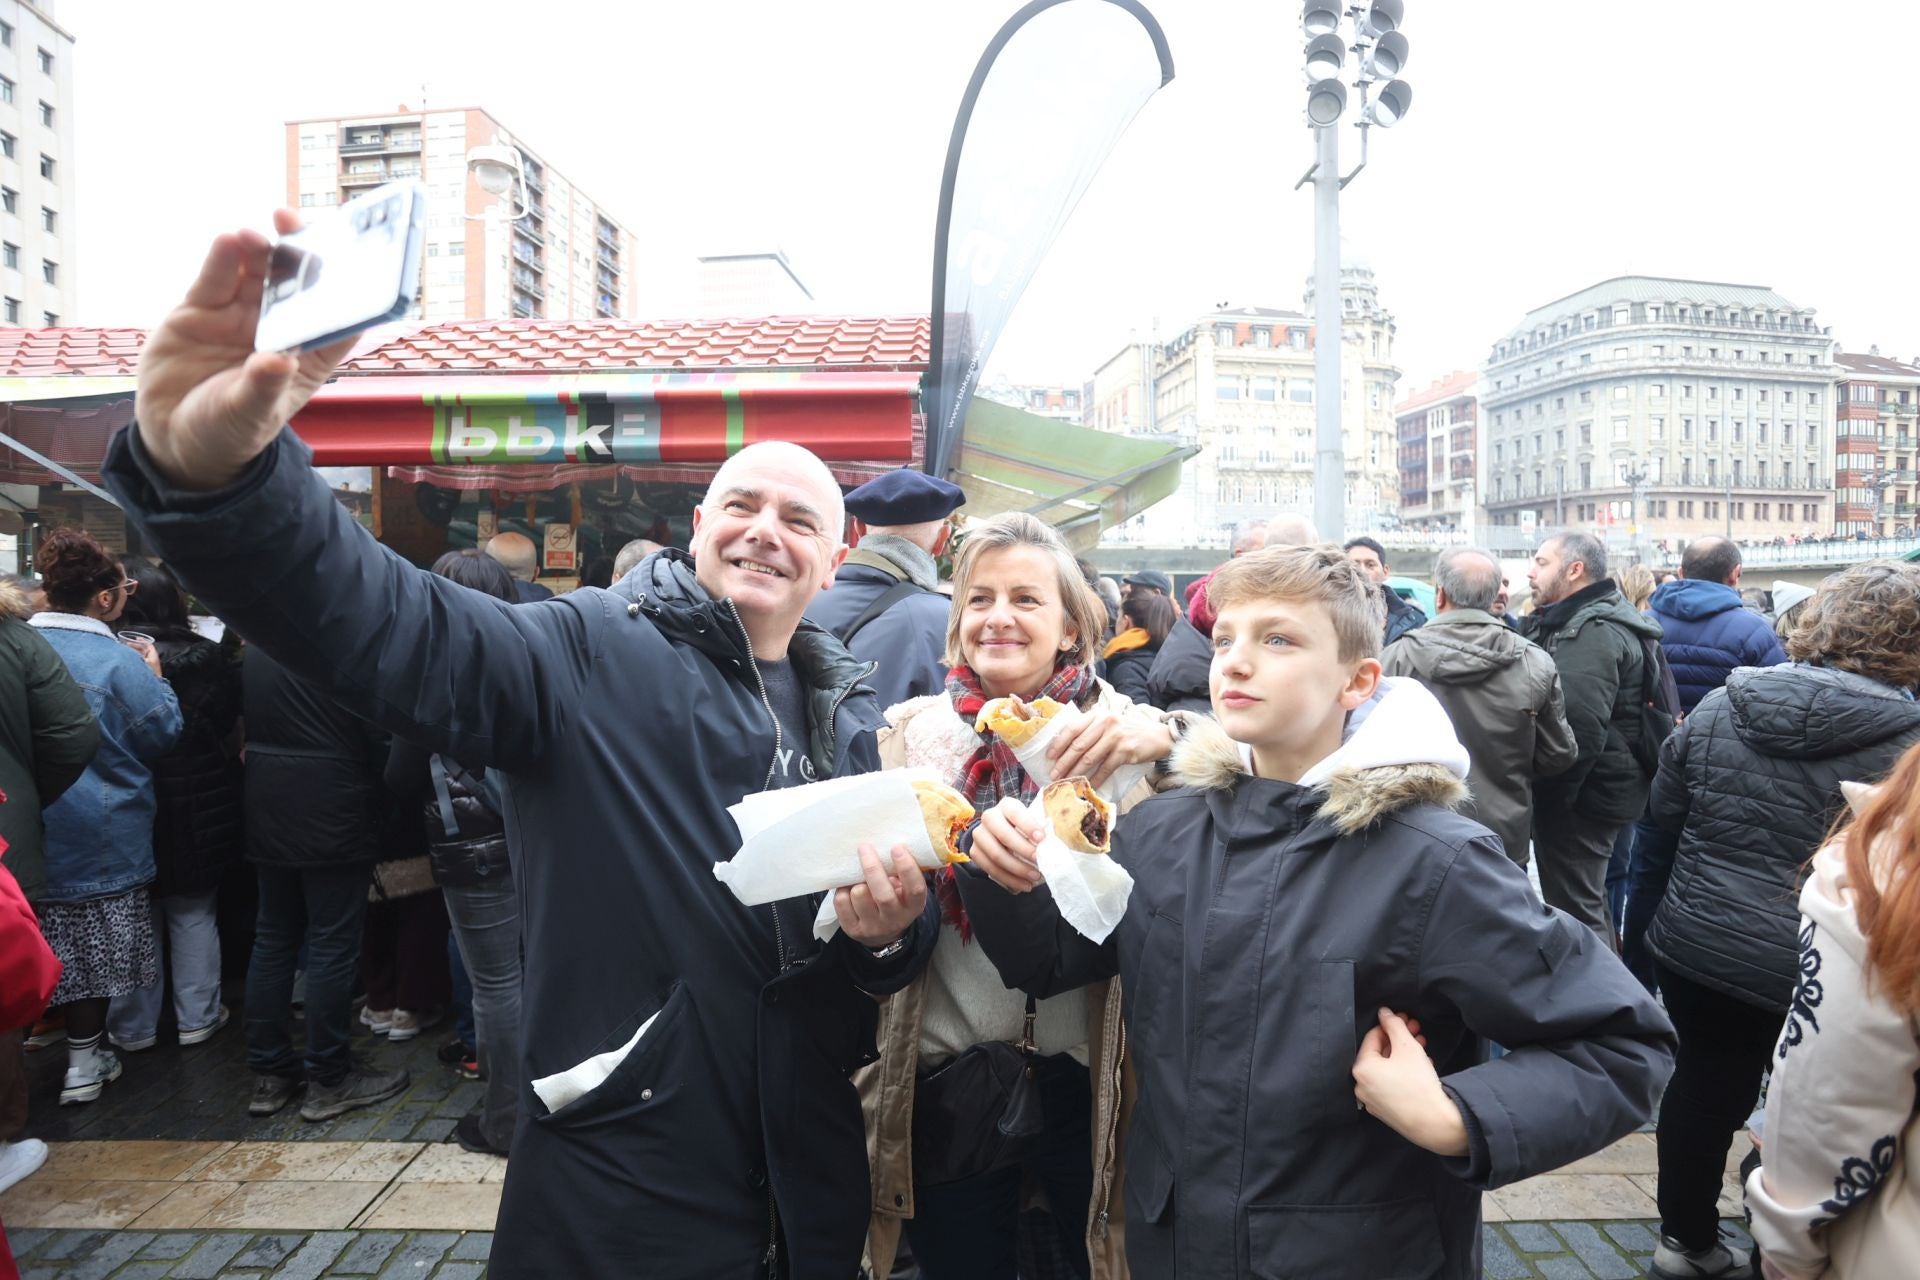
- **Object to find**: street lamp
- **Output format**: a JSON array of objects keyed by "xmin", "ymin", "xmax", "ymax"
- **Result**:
[
  {"xmin": 1624, "ymin": 457, "xmax": 1650, "ymax": 565},
  {"xmin": 1294, "ymin": 2, "xmax": 1415, "ymax": 543}
]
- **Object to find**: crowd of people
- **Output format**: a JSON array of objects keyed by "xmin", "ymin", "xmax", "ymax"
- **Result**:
[{"xmin": 0, "ymin": 224, "xmax": 1917, "ymax": 1280}]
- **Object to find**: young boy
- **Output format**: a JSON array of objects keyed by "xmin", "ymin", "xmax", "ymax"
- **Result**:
[{"xmin": 958, "ymin": 544, "xmax": 1675, "ymax": 1279}]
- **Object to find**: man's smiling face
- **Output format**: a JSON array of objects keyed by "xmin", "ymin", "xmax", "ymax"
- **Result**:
[{"xmin": 689, "ymin": 446, "xmax": 846, "ymax": 646}]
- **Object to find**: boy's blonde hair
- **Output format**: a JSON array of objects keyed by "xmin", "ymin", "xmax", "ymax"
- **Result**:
[
  {"xmin": 1207, "ymin": 543, "xmax": 1384, "ymax": 663},
  {"xmin": 944, "ymin": 512, "xmax": 1106, "ymax": 669}
]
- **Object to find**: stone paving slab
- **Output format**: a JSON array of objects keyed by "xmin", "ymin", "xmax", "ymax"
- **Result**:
[{"xmin": 5, "ymin": 1221, "xmax": 1756, "ymax": 1277}]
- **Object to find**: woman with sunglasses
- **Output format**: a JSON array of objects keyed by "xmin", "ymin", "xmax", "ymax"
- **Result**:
[{"xmin": 27, "ymin": 528, "xmax": 182, "ymax": 1105}]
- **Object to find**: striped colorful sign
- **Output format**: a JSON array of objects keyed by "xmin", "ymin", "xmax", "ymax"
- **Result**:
[{"xmin": 287, "ymin": 371, "xmax": 920, "ymax": 466}]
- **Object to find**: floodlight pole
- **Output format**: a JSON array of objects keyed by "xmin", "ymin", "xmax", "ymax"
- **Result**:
[{"xmin": 1311, "ymin": 119, "xmax": 1345, "ymax": 544}]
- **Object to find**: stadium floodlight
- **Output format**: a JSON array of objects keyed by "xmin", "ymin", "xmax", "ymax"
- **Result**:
[
  {"xmin": 1362, "ymin": 30, "xmax": 1409, "ymax": 79},
  {"xmin": 1360, "ymin": 0, "xmax": 1405, "ymax": 38},
  {"xmin": 1306, "ymin": 76, "xmax": 1348, "ymax": 126},
  {"xmin": 1302, "ymin": 0, "xmax": 1343, "ymax": 37},
  {"xmin": 1362, "ymin": 78, "xmax": 1413, "ymax": 126},
  {"xmin": 1304, "ymin": 33, "xmax": 1348, "ymax": 83}
]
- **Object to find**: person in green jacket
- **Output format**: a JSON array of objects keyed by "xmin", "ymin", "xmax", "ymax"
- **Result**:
[{"xmin": 1517, "ymin": 532, "xmax": 1665, "ymax": 941}]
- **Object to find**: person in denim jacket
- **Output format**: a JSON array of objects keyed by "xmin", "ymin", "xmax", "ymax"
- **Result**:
[{"xmin": 28, "ymin": 528, "xmax": 182, "ymax": 1106}]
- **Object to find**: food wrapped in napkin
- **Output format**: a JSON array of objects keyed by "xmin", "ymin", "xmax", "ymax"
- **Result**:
[
  {"xmin": 1028, "ymin": 778, "xmax": 1134, "ymax": 944},
  {"xmin": 974, "ymin": 695, "xmax": 1153, "ymax": 805},
  {"xmin": 717, "ymin": 769, "xmax": 970, "ymax": 924}
]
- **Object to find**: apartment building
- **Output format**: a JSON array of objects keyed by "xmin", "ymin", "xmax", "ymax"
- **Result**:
[
  {"xmin": 1831, "ymin": 349, "xmax": 1920, "ymax": 536},
  {"xmin": 1, "ymin": 1, "xmax": 76, "ymax": 327},
  {"xmin": 1481, "ymin": 277, "xmax": 1835, "ymax": 544},
  {"xmin": 286, "ymin": 107, "xmax": 636, "ymax": 322}
]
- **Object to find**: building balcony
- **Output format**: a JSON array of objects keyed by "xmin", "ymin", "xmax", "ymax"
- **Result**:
[
  {"xmin": 340, "ymin": 139, "xmax": 386, "ymax": 154},
  {"xmin": 596, "ymin": 248, "xmax": 619, "ymax": 271},
  {"xmin": 511, "ymin": 274, "xmax": 544, "ymax": 300},
  {"xmin": 1880, "ymin": 402, "xmax": 1913, "ymax": 417},
  {"xmin": 511, "ymin": 244, "xmax": 544, "ymax": 271},
  {"xmin": 596, "ymin": 271, "xmax": 619, "ymax": 295},
  {"xmin": 596, "ymin": 223, "xmax": 619, "ymax": 249},
  {"xmin": 340, "ymin": 168, "xmax": 387, "ymax": 187},
  {"xmin": 514, "ymin": 218, "xmax": 544, "ymax": 246},
  {"xmin": 522, "ymin": 165, "xmax": 545, "ymax": 193}
]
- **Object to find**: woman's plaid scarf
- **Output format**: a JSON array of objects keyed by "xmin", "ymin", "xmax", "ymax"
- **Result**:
[{"xmin": 935, "ymin": 662, "xmax": 1099, "ymax": 941}]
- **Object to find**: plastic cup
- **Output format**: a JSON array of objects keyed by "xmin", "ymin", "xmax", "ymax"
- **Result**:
[{"xmin": 116, "ymin": 631, "xmax": 155, "ymax": 653}]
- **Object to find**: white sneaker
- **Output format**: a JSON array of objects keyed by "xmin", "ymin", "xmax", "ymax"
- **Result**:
[
  {"xmin": 0, "ymin": 1138, "xmax": 49, "ymax": 1194},
  {"xmin": 108, "ymin": 1030, "xmax": 159, "ymax": 1052},
  {"xmin": 178, "ymin": 1005, "xmax": 230, "ymax": 1046},
  {"xmin": 386, "ymin": 1007, "xmax": 445, "ymax": 1042},
  {"xmin": 360, "ymin": 1005, "xmax": 394, "ymax": 1036},
  {"xmin": 60, "ymin": 1047, "xmax": 124, "ymax": 1106}
]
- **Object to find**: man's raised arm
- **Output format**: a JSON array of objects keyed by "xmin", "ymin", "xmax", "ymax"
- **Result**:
[{"xmin": 106, "ymin": 217, "xmax": 602, "ymax": 771}]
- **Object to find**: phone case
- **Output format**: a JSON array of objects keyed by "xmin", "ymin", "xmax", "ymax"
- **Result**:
[{"xmin": 255, "ymin": 179, "xmax": 427, "ymax": 354}]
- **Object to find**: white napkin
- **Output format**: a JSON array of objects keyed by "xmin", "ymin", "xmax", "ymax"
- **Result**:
[
  {"xmin": 999, "ymin": 703, "xmax": 1153, "ymax": 806},
  {"xmin": 531, "ymin": 1008, "xmax": 661, "ymax": 1114},
  {"xmin": 717, "ymin": 769, "xmax": 953, "ymax": 941},
  {"xmin": 1027, "ymin": 795, "xmax": 1134, "ymax": 944}
]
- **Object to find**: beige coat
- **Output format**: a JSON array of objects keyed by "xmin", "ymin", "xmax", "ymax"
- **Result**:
[
  {"xmin": 859, "ymin": 685, "xmax": 1173, "ymax": 1280},
  {"xmin": 1746, "ymin": 787, "xmax": 1920, "ymax": 1280}
]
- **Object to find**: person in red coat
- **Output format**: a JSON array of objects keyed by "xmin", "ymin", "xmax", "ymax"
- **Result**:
[{"xmin": 0, "ymin": 844, "xmax": 61, "ymax": 1203}]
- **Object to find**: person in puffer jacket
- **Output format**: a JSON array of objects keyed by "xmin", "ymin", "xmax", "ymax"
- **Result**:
[
  {"xmin": 1746, "ymin": 743, "xmax": 1920, "ymax": 1280},
  {"xmin": 1625, "ymin": 561, "xmax": 1920, "ymax": 1280},
  {"xmin": 1647, "ymin": 536, "xmax": 1788, "ymax": 713},
  {"xmin": 957, "ymin": 545, "xmax": 1673, "ymax": 1280}
]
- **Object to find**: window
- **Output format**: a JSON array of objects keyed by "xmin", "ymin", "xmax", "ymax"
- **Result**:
[
  {"xmin": 1581, "ymin": 353, "xmax": 1593, "ymax": 366},
  {"xmin": 1494, "ymin": 443, "xmax": 1504, "ymax": 465},
  {"xmin": 37, "ymin": 48, "xmax": 51, "ymax": 74},
  {"xmin": 1650, "ymin": 384, "xmax": 1666, "ymax": 399},
  {"xmin": 0, "ymin": 132, "xmax": 11, "ymax": 159},
  {"xmin": 2, "ymin": 297, "xmax": 16, "ymax": 323},
  {"xmin": 1784, "ymin": 390, "xmax": 1794, "ymax": 403},
  {"xmin": 1708, "ymin": 387, "xmax": 1719, "ymax": 400},
  {"xmin": 0, "ymin": 76, "xmax": 12, "ymax": 104},
  {"xmin": 1579, "ymin": 422, "xmax": 1592, "ymax": 445},
  {"xmin": 1708, "ymin": 419, "xmax": 1720, "ymax": 442},
  {"xmin": 1652, "ymin": 345, "xmax": 1665, "ymax": 357},
  {"xmin": 1214, "ymin": 375, "xmax": 1240, "ymax": 401},
  {"xmin": 1252, "ymin": 327, "xmax": 1270, "ymax": 348},
  {"xmin": 41, "ymin": 311, "xmax": 55, "ymax": 326},
  {"xmin": 1734, "ymin": 387, "xmax": 1744, "ymax": 401},
  {"xmin": 1682, "ymin": 417, "xmax": 1694, "ymax": 441},
  {"xmin": 1809, "ymin": 391, "xmax": 1820, "ymax": 406},
  {"xmin": 1251, "ymin": 376, "xmax": 1277, "ymax": 402},
  {"xmin": 37, "ymin": 101, "xmax": 52, "ymax": 128},
  {"xmin": 1650, "ymin": 415, "xmax": 1666, "ymax": 439},
  {"xmin": 1613, "ymin": 417, "xmax": 1630, "ymax": 440},
  {"xmin": 1733, "ymin": 421, "xmax": 1743, "ymax": 444},
  {"xmin": 1287, "ymin": 378, "xmax": 1312, "ymax": 403},
  {"xmin": 1, "ymin": 243, "xmax": 14, "ymax": 269},
  {"xmin": 1, "ymin": 188, "xmax": 14, "ymax": 214},
  {"xmin": 1579, "ymin": 390, "xmax": 1593, "ymax": 403},
  {"xmin": 40, "ymin": 208, "xmax": 54, "ymax": 233},
  {"xmin": 1556, "ymin": 428, "xmax": 1566, "ymax": 448},
  {"xmin": 1, "ymin": 21, "xmax": 11, "ymax": 46},
  {"xmin": 1214, "ymin": 324, "xmax": 1235, "ymax": 345},
  {"xmin": 39, "ymin": 259, "xmax": 53, "ymax": 284},
  {"xmin": 1555, "ymin": 397, "xmax": 1565, "ymax": 410},
  {"xmin": 1219, "ymin": 444, "xmax": 1237, "ymax": 463},
  {"xmin": 1613, "ymin": 385, "xmax": 1630, "ymax": 401},
  {"xmin": 1757, "ymin": 422, "xmax": 1769, "ymax": 444},
  {"xmin": 1759, "ymin": 389, "xmax": 1769, "ymax": 403},
  {"xmin": 1613, "ymin": 346, "xmax": 1630, "ymax": 362},
  {"xmin": 38, "ymin": 154, "xmax": 53, "ymax": 180},
  {"xmin": 1784, "ymin": 424, "xmax": 1793, "ymax": 447}
]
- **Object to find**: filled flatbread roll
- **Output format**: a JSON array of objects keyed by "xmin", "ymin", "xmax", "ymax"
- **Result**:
[
  {"xmin": 1042, "ymin": 777, "xmax": 1112, "ymax": 856},
  {"xmin": 914, "ymin": 779, "xmax": 976, "ymax": 864},
  {"xmin": 974, "ymin": 695, "xmax": 1067, "ymax": 748}
]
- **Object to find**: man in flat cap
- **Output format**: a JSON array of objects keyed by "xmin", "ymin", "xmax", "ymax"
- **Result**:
[
  {"xmin": 805, "ymin": 470, "xmax": 965, "ymax": 712},
  {"xmin": 1122, "ymin": 569, "xmax": 1174, "ymax": 603}
]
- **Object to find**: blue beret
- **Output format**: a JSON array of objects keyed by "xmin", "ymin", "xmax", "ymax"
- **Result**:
[{"xmin": 844, "ymin": 470, "xmax": 967, "ymax": 525}]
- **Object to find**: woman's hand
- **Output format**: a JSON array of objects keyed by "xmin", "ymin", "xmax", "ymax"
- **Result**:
[
  {"xmin": 967, "ymin": 796, "xmax": 1047, "ymax": 894},
  {"xmin": 1351, "ymin": 1008, "xmax": 1466, "ymax": 1157},
  {"xmin": 1047, "ymin": 711, "xmax": 1174, "ymax": 788}
]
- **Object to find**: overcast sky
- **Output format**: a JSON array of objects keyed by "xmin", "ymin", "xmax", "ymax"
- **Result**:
[{"xmin": 71, "ymin": 0, "xmax": 1920, "ymax": 398}]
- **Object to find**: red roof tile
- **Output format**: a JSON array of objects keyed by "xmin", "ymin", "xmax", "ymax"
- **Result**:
[{"xmin": 0, "ymin": 316, "xmax": 932, "ymax": 379}]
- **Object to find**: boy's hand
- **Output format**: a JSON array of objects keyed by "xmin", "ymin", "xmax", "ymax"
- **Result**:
[
  {"xmin": 833, "ymin": 844, "xmax": 928, "ymax": 948},
  {"xmin": 969, "ymin": 796, "xmax": 1046, "ymax": 893},
  {"xmin": 1352, "ymin": 1007, "xmax": 1468, "ymax": 1158},
  {"xmin": 135, "ymin": 212, "xmax": 359, "ymax": 492}
]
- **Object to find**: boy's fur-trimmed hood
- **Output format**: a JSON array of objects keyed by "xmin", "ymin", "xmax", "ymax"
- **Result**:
[{"xmin": 1172, "ymin": 677, "xmax": 1471, "ymax": 835}]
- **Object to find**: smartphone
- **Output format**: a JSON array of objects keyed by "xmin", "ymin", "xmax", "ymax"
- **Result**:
[{"xmin": 254, "ymin": 179, "xmax": 427, "ymax": 354}]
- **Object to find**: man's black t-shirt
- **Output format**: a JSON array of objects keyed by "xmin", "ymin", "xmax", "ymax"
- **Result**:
[{"xmin": 755, "ymin": 658, "xmax": 816, "ymax": 789}]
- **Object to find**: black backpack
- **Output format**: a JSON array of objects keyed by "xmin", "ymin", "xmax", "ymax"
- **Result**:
[{"xmin": 1630, "ymin": 635, "xmax": 1682, "ymax": 775}]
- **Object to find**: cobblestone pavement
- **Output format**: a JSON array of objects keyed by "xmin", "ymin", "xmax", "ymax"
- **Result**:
[
  {"xmin": 4, "ymin": 1221, "xmax": 1753, "ymax": 1277},
  {"xmin": 21, "ymin": 1009, "xmax": 473, "ymax": 1145}
]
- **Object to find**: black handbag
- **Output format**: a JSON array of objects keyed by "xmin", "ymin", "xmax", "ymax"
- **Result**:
[
  {"xmin": 911, "ymin": 995, "xmax": 1046, "ymax": 1188},
  {"xmin": 425, "ymin": 755, "xmax": 512, "ymax": 888}
]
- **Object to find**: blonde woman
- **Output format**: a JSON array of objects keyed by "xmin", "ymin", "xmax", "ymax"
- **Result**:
[{"xmin": 863, "ymin": 513, "xmax": 1188, "ymax": 1280}]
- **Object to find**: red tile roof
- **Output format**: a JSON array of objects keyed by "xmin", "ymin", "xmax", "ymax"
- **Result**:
[{"xmin": 0, "ymin": 316, "xmax": 932, "ymax": 379}]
